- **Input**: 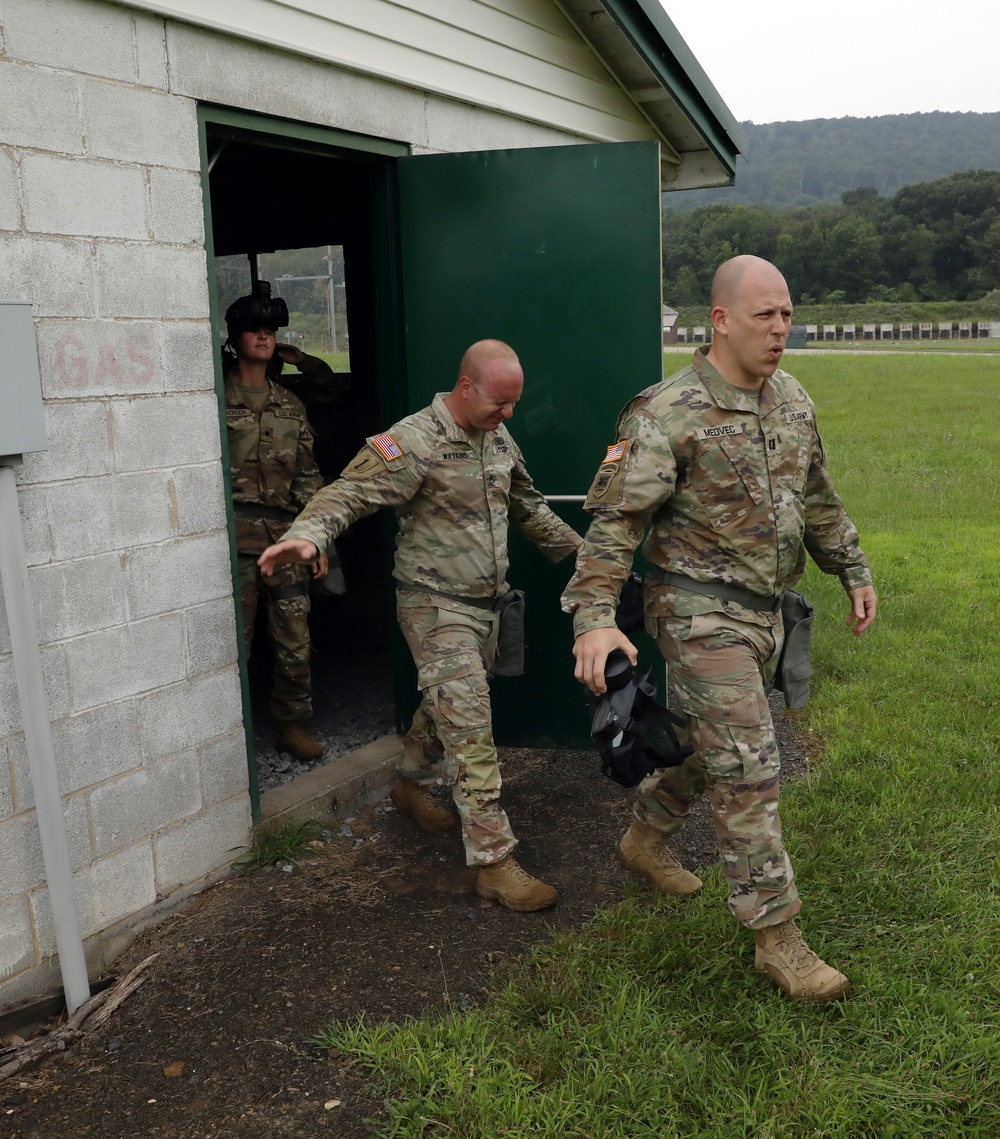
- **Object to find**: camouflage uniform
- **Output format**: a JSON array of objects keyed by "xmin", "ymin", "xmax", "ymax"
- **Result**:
[
  {"xmin": 225, "ymin": 358, "xmax": 330, "ymax": 722},
  {"xmin": 283, "ymin": 393, "xmax": 581, "ymax": 865},
  {"xmin": 561, "ymin": 347, "xmax": 872, "ymax": 928}
]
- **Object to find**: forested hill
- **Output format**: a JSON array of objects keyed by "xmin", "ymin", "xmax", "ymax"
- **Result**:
[{"xmin": 670, "ymin": 111, "xmax": 1000, "ymax": 208}]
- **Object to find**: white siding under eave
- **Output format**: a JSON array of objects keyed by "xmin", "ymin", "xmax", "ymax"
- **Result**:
[{"xmin": 111, "ymin": 0, "xmax": 662, "ymax": 145}]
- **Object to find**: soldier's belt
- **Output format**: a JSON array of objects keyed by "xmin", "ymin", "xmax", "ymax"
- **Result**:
[
  {"xmin": 264, "ymin": 581, "xmax": 309, "ymax": 601},
  {"xmin": 395, "ymin": 581, "xmax": 498, "ymax": 611},
  {"xmin": 652, "ymin": 569, "xmax": 783, "ymax": 614},
  {"xmin": 235, "ymin": 501, "xmax": 297, "ymax": 523}
]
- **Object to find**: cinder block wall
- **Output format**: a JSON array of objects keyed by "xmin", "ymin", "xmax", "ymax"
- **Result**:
[
  {"xmin": 0, "ymin": 0, "xmax": 583, "ymax": 1009},
  {"xmin": 0, "ymin": 0, "xmax": 249, "ymax": 1007}
]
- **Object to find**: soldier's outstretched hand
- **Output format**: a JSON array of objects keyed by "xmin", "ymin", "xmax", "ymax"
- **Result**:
[
  {"xmin": 573, "ymin": 627, "xmax": 639, "ymax": 695},
  {"xmin": 258, "ymin": 539, "xmax": 319, "ymax": 576}
]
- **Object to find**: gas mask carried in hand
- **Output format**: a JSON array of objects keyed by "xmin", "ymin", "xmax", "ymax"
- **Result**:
[{"xmin": 586, "ymin": 650, "xmax": 694, "ymax": 787}]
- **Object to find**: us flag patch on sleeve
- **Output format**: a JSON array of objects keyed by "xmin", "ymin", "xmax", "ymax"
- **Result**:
[
  {"xmin": 372, "ymin": 433, "xmax": 402, "ymax": 461},
  {"xmin": 604, "ymin": 441, "xmax": 627, "ymax": 463}
]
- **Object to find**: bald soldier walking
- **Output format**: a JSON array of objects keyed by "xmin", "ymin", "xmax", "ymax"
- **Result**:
[
  {"xmin": 260, "ymin": 340, "xmax": 583, "ymax": 911},
  {"xmin": 562, "ymin": 256, "xmax": 877, "ymax": 999}
]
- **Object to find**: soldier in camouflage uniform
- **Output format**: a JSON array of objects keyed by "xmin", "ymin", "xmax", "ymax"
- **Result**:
[
  {"xmin": 562, "ymin": 256, "xmax": 877, "ymax": 1000},
  {"xmin": 259, "ymin": 340, "xmax": 582, "ymax": 911},
  {"xmin": 224, "ymin": 290, "xmax": 340, "ymax": 760}
]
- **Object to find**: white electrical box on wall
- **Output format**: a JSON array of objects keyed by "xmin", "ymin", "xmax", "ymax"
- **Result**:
[{"xmin": 0, "ymin": 301, "xmax": 48, "ymax": 459}]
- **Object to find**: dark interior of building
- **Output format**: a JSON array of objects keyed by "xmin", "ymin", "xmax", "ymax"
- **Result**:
[{"xmin": 206, "ymin": 124, "xmax": 399, "ymax": 787}]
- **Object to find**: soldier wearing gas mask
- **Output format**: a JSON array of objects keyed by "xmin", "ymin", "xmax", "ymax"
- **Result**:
[{"xmin": 223, "ymin": 282, "xmax": 338, "ymax": 761}]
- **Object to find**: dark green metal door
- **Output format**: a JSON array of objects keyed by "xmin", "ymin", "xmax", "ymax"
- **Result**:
[{"xmin": 395, "ymin": 140, "xmax": 662, "ymax": 746}]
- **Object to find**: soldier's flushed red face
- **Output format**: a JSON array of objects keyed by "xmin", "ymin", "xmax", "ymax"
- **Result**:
[
  {"xmin": 713, "ymin": 266, "xmax": 793, "ymax": 388},
  {"xmin": 458, "ymin": 360, "xmax": 524, "ymax": 433},
  {"xmin": 235, "ymin": 327, "xmax": 277, "ymax": 361}
]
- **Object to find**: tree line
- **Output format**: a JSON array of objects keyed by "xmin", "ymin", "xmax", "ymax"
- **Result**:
[
  {"xmin": 663, "ymin": 170, "xmax": 1000, "ymax": 306},
  {"xmin": 673, "ymin": 111, "xmax": 1000, "ymax": 209}
]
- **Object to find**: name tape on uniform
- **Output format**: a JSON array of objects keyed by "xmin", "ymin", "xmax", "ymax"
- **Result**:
[
  {"xmin": 696, "ymin": 423, "xmax": 746, "ymax": 440},
  {"xmin": 372, "ymin": 433, "xmax": 403, "ymax": 461}
]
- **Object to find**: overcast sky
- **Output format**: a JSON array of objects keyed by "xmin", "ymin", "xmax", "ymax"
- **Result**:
[{"xmin": 664, "ymin": 0, "xmax": 1000, "ymax": 124}]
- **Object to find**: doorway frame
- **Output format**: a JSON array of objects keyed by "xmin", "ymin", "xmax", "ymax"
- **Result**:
[{"xmin": 196, "ymin": 103, "xmax": 409, "ymax": 819}]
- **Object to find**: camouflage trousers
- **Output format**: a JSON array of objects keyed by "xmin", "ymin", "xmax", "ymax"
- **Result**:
[
  {"xmin": 237, "ymin": 554, "xmax": 312, "ymax": 722},
  {"xmin": 396, "ymin": 590, "xmax": 515, "ymax": 867},
  {"xmin": 637, "ymin": 610, "xmax": 801, "ymax": 930}
]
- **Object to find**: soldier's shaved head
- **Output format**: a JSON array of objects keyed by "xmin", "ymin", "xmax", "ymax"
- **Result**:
[
  {"xmin": 710, "ymin": 255, "xmax": 787, "ymax": 309},
  {"xmin": 448, "ymin": 339, "xmax": 524, "ymax": 433},
  {"xmin": 458, "ymin": 339, "xmax": 521, "ymax": 386}
]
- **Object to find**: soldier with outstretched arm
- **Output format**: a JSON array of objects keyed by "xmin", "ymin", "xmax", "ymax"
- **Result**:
[
  {"xmin": 259, "ymin": 339, "xmax": 583, "ymax": 911},
  {"xmin": 561, "ymin": 255, "xmax": 877, "ymax": 1000}
]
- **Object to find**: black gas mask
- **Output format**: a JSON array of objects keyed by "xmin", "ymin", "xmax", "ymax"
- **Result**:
[
  {"xmin": 586, "ymin": 650, "xmax": 694, "ymax": 787},
  {"xmin": 224, "ymin": 281, "xmax": 289, "ymax": 340}
]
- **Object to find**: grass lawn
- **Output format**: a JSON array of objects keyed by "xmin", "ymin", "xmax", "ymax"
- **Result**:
[{"xmin": 318, "ymin": 353, "xmax": 1000, "ymax": 1137}]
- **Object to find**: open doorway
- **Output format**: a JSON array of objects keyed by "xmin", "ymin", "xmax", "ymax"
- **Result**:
[{"xmin": 203, "ymin": 115, "xmax": 406, "ymax": 795}]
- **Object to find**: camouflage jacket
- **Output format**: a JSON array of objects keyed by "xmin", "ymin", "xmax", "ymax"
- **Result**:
[
  {"xmin": 225, "ymin": 366, "xmax": 324, "ymax": 554},
  {"xmin": 283, "ymin": 393, "xmax": 582, "ymax": 598},
  {"xmin": 561, "ymin": 348, "xmax": 872, "ymax": 635}
]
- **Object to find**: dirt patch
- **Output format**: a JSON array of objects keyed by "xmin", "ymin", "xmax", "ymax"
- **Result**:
[{"xmin": 2, "ymin": 698, "xmax": 805, "ymax": 1139}]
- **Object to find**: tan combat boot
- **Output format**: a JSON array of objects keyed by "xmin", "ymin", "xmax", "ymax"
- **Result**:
[
  {"xmin": 754, "ymin": 920, "xmax": 851, "ymax": 1001},
  {"xmin": 275, "ymin": 721, "xmax": 324, "ymax": 761},
  {"xmin": 389, "ymin": 778, "xmax": 458, "ymax": 832},
  {"xmin": 475, "ymin": 856, "xmax": 558, "ymax": 912},
  {"xmin": 617, "ymin": 819, "xmax": 702, "ymax": 896}
]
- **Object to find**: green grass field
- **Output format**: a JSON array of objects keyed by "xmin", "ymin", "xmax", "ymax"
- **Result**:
[{"xmin": 318, "ymin": 354, "xmax": 1000, "ymax": 1137}]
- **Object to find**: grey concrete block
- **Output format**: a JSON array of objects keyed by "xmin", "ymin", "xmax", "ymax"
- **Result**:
[
  {"xmin": 184, "ymin": 597, "xmax": 238, "ymax": 679},
  {"xmin": 30, "ymin": 552, "xmax": 127, "ymax": 642},
  {"xmin": 23, "ymin": 153, "xmax": 147, "ymax": 240},
  {"xmin": 37, "ymin": 319, "xmax": 170, "ymax": 400},
  {"xmin": 133, "ymin": 10, "xmax": 169, "ymax": 90},
  {"xmin": 0, "ymin": 658, "xmax": 21, "ymax": 739},
  {"xmin": 0, "ymin": 61, "xmax": 81, "ymax": 153},
  {"xmin": 41, "ymin": 642, "xmax": 72, "ymax": 721},
  {"xmin": 110, "ymin": 391, "xmax": 220, "ymax": 473},
  {"xmin": 82, "ymin": 79, "xmax": 200, "ymax": 169},
  {"xmin": 63, "ymin": 611, "xmax": 186, "ymax": 712},
  {"xmin": 32, "ymin": 841, "xmax": 156, "ymax": 946},
  {"xmin": 156, "ymin": 321, "xmax": 216, "ymax": 393},
  {"xmin": 6, "ymin": 733, "xmax": 29, "ymax": 812},
  {"xmin": 148, "ymin": 167, "xmax": 204, "ymax": 245},
  {"xmin": 125, "ymin": 531, "xmax": 232, "ymax": 620},
  {"xmin": 14, "ymin": 484, "xmax": 53, "ymax": 568},
  {"xmin": 43, "ymin": 472, "xmax": 172, "ymax": 562},
  {"xmin": 0, "ymin": 741, "xmax": 13, "ymax": 821},
  {"xmin": 139, "ymin": 667, "xmax": 243, "ymax": 762},
  {"xmin": 48, "ymin": 699, "xmax": 142, "ymax": 799},
  {"xmin": 0, "ymin": 148, "xmax": 21, "ymax": 231},
  {"xmin": 197, "ymin": 730, "xmax": 248, "ymax": 807},
  {"xmin": 15, "ymin": 399, "xmax": 112, "ymax": 485},
  {"xmin": 90, "ymin": 750, "xmax": 201, "ymax": 857},
  {"xmin": 4, "ymin": 0, "xmax": 147, "ymax": 85},
  {"xmin": 153, "ymin": 795, "xmax": 251, "ymax": 895},
  {"xmin": 0, "ymin": 896, "xmax": 35, "ymax": 984},
  {"xmin": 0, "ymin": 234, "xmax": 94, "ymax": 318},
  {"xmin": 0, "ymin": 793, "xmax": 90, "ymax": 902},
  {"xmin": 95, "ymin": 243, "xmax": 208, "ymax": 320},
  {"xmin": 171, "ymin": 463, "xmax": 227, "ymax": 537}
]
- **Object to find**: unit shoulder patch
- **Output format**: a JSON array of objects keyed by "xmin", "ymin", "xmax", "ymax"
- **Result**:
[{"xmin": 343, "ymin": 445, "xmax": 395, "ymax": 480}]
